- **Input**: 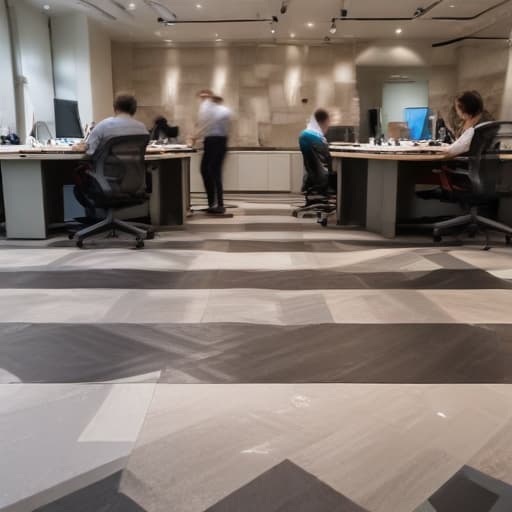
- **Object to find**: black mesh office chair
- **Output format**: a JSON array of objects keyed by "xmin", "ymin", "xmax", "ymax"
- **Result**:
[
  {"xmin": 418, "ymin": 122, "xmax": 512, "ymax": 248},
  {"xmin": 292, "ymin": 145, "xmax": 336, "ymax": 227},
  {"xmin": 70, "ymin": 134, "xmax": 152, "ymax": 248}
]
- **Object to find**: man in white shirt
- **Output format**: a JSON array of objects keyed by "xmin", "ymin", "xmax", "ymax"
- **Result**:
[{"xmin": 193, "ymin": 92, "xmax": 232, "ymax": 214}]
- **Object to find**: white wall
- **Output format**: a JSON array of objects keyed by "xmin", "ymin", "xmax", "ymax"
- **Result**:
[
  {"xmin": 51, "ymin": 13, "xmax": 93, "ymax": 126},
  {"xmin": 0, "ymin": 0, "xmax": 17, "ymax": 133},
  {"xmin": 51, "ymin": 15, "xmax": 113, "ymax": 127},
  {"xmin": 9, "ymin": 0, "xmax": 55, "ymax": 138}
]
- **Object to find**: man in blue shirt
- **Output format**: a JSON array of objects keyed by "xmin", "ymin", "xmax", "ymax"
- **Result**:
[{"xmin": 299, "ymin": 109, "xmax": 334, "ymax": 196}]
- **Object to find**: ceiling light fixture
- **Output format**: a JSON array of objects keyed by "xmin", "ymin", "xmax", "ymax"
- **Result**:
[
  {"xmin": 159, "ymin": 15, "xmax": 279, "ymax": 25},
  {"xmin": 43, "ymin": 4, "xmax": 50, "ymax": 9},
  {"xmin": 77, "ymin": 0, "xmax": 117, "ymax": 20},
  {"xmin": 196, "ymin": 3, "xmax": 202, "ymax": 8},
  {"xmin": 395, "ymin": 27, "xmax": 402, "ymax": 34},
  {"xmin": 330, "ymin": 19, "xmax": 337, "ymax": 34},
  {"xmin": 127, "ymin": 2, "xmax": 136, "ymax": 10},
  {"xmin": 290, "ymin": 32, "xmax": 296, "ymax": 38},
  {"xmin": 307, "ymin": 21, "xmax": 314, "ymax": 28},
  {"xmin": 413, "ymin": 0, "xmax": 444, "ymax": 19},
  {"xmin": 144, "ymin": 0, "xmax": 177, "ymax": 21}
]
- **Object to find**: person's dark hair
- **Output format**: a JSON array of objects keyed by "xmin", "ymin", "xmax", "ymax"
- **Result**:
[
  {"xmin": 154, "ymin": 116, "xmax": 168, "ymax": 126},
  {"xmin": 314, "ymin": 108, "xmax": 330, "ymax": 124},
  {"xmin": 212, "ymin": 95, "xmax": 224, "ymax": 104},
  {"xmin": 456, "ymin": 91, "xmax": 484, "ymax": 118},
  {"xmin": 114, "ymin": 94, "xmax": 137, "ymax": 116}
]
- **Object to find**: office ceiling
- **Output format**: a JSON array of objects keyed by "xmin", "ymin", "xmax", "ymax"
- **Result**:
[{"xmin": 25, "ymin": 0, "xmax": 512, "ymax": 44}]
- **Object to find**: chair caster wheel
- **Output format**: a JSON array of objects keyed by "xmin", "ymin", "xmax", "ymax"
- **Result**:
[
  {"xmin": 146, "ymin": 231, "xmax": 155, "ymax": 240},
  {"xmin": 76, "ymin": 240, "xmax": 84, "ymax": 249},
  {"xmin": 433, "ymin": 235, "xmax": 442, "ymax": 243},
  {"xmin": 506, "ymin": 235, "xmax": 511, "ymax": 245},
  {"xmin": 135, "ymin": 238, "xmax": 144, "ymax": 249},
  {"xmin": 68, "ymin": 233, "xmax": 75, "ymax": 240},
  {"xmin": 484, "ymin": 246, "xmax": 491, "ymax": 251},
  {"xmin": 320, "ymin": 218, "xmax": 328, "ymax": 227}
]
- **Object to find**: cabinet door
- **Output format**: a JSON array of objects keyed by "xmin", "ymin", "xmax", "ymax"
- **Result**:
[
  {"xmin": 268, "ymin": 154, "xmax": 291, "ymax": 191},
  {"xmin": 223, "ymin": 153, "xmax": 239, "ymax": 191},
  {"xmin": 189, "ymin": 152, "xmax": 203, "ymax": 193},
  {"xmin": 238, "ymin": 154, "xmax": 268, "ymax": 191},
  {"xmin": 290, "ymin": 153, "xmax": 305, "ymax": 193}
]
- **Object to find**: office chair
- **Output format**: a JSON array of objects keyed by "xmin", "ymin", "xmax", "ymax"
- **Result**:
[
  {"xmin": 293, "ymin": 144, "xmax": 336, "ymax": 227},
  {"xmin": 418, "ymin": 122, "xmax": 512, "ymax": 249},
  {"xmin": 292, "ymin": 189, "xmax": 336, "ymax": 227},
  {"xmin": 69, "ymin": 134, "xmax": 152, "ymax": 249}
]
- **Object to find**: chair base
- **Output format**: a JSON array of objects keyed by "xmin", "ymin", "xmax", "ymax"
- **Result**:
[
  {"xmin": 293, "ymin": 195, "xmax": 336, "ymax": 227},
  {"xmin": 433, "ymin": 207, "xmax": 512, "ymax": 248},
  {"xmin": 69, "ymin": 209, "xmax": 151, "ymax": 248}
]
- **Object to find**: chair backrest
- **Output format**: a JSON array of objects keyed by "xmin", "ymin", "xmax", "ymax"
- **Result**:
[
  {"xmin": 465, "ymin": 121, "xmax": 512, "ymax": 197},
  {"xmin": 92, "ymin": 134, "xmax": 150, "ymax": 198}
]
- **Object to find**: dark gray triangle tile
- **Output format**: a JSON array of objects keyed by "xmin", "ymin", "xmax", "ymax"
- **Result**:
[
  {"xmin": 205, "ymin": 460, "xmax": 368, "ymax": 512},
  {"xmin": 35, "ymin": 472, "xmax": 147, "ymax": 512},
  {"xmin": 415, "ymin": 466, "xmax": 512, "ymax": 512}
]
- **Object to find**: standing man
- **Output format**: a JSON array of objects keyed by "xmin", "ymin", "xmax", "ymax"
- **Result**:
[{"xmin": 192, "ymin": 91, "xmax": 232, "ymax": 214}]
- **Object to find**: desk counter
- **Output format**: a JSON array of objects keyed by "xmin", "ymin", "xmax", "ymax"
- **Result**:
[{"xmin": 0, "ymin": 149, "xmax": 194, "ymax": 239}]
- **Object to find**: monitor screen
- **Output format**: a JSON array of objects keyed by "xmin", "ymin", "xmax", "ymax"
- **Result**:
[
  {"xmin": 405, "ymin": 107, "xmax": 432, "ymax": 140},
  {"xmin": 54, "ymin": 99, "xmax": 84, "ymax": 139}
]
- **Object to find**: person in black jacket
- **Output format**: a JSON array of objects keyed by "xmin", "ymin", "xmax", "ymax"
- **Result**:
[{"xmin": 150, "ymin": 116, "xmax": 179, "ymax": 142}]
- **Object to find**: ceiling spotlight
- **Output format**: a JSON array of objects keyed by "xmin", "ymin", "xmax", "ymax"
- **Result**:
[
  {"xmin": 270, "ymin": 20, "xmax": 276, "ymax": 34},
  {"xmin": 280, "ymin": 0, "xmax": 289, "ymax": 14},
  {"xmin": 307, "ymin": 21, "xmax": 314, "ymax": 28},
  {"xmin": 196, "ymin": 3, "xmax": 202, "ymax": 8},
  {"xmin": 290, "ymin": 32, "xmax": 296, "ymax": 38},
  {"xmin": 395, "ymin": 27, "xmax": 403, "ymax": 34},
  {"xmin": 164, "ymin": 39, "xmax": 173, "ymax": 42},
  {"xmin": 127, "ymin": 2, "xmax": 136, "ymax": 10},
  {"xmin": 215, "ymin": 38, "xmax": 223, "ymax": 42},
  {"xmin": 330, "ymin": 20, "xmax": 337, "ymax": 34},
  {"xmin": 43, "ymin": 4, "xmax": 51, "ymax": 9}
]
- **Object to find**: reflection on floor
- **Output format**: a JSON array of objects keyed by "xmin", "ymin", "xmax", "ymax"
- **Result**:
[{"xmin": 2, "ymin": 194, "xmax": 512, "ymax": 511}]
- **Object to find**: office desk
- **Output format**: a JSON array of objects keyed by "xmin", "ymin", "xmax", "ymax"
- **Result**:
[
  {"xmin": 0, "ymin": 148, "xmax": 194, "ymax": 239},
  {"xmin": 330, "ymin": 149, "xmax": 447, "ymax": 238}
]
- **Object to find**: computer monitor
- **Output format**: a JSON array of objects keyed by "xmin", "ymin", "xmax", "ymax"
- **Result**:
[
  {"xmin": 404, "ymin": 107, "xmax": 432, "ymax": 140},
  {"xmin": 54, "ymin": 99, "xmax": 84, "ymax": 139}
]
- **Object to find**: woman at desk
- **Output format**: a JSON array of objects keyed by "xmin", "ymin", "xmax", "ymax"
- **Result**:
[
  {"xmin": 444, "ymin": 90, "xmax": 493, "ymax": 157},
  {"xmin": 150, "ymin": 116, "xmax": 179, "ymax": 143}
]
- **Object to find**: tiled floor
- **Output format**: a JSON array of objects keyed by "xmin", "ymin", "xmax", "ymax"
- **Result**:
[{"xmin": 2, "ymin": 193, "xmax": 512, "ymax": 512}]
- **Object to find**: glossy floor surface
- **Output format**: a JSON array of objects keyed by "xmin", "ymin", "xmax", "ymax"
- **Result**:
[{"xmin": 2, "ymin": 194, "xmax": 512, "ymax": 512}]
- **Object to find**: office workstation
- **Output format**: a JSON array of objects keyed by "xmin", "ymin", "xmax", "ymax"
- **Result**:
[{"xmin": 5, "ymin": 1, "xmax": 512, "ymax": 512}]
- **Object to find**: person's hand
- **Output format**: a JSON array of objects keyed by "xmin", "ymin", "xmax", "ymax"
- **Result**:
[{"xmin": 72, "ymin": 142, "xmax": 86, "ymax": 152}]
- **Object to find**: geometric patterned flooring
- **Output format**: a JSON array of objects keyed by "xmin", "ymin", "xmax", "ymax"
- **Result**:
[{"xmin": 3, "ymin": 193, "xmax": 512, "ymax": 511}]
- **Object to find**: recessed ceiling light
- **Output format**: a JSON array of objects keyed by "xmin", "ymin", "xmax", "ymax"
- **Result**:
[
  {"xmin": 127, "ymin": 1, "xmax": 136, "ymax": 10},
  {"xmin": 290, "ymin": 32, "xmax": 296, "ymax": 38},
  {"xmin": 43, "ymin": 4, "xmax": 51, "ymax": 9},
  {"xmin": 164, "ymin": 39, "xmax": 173, "ymax": 42},
  {"xmin": 196, "ymin": 3, "xmax": 202, "ymax": 8},
  {"xmin": 215, "ymin": 38, "xmax": 223, "ymax": 42},
  {"xmin": 306, "ymin": 22, "xmax": 314, "ymax": 28},
  {"xmin": 450, "ymin": 4, "xmax": 455, "ymax": 7},
  {"xmin": 154, "ymin": 30, "xmax": 162, "ymax": 36},
  {"xmin": 395, "ymin": 27, "xmax": 403, "ymax": 34}
]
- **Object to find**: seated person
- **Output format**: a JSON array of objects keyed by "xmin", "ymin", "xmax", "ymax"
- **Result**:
[
  {"xmin": 299, "ymin": 109, "xmax": 335, "ymax": 196},
  {"xmin": 73, "ymin": 94, "xmax": 148, "ymax": 155},
  {"xmin": 418, "ymin": 91, "xmax": 494, "ymax": 201},
  {"xmin": 443, "ymin": 90, "xmax": 493, "ymax": 158},
  {"xmin": 150, "ymin": 116, "xmax": 179, "ymax": 142},
  {"xmin": 72, "ymin": 94, "xmax": 149, "ymax": 214}
]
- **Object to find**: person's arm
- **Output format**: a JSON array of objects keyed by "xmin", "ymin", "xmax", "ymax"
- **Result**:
[{"xmin": 443, "ymin": 127, "xmax": 474, "ymax": 158}]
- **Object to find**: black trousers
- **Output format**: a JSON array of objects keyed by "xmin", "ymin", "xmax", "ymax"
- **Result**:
[{"xmin": 201, "ymin": 136, "xmax": 228, "ymax": 208}]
